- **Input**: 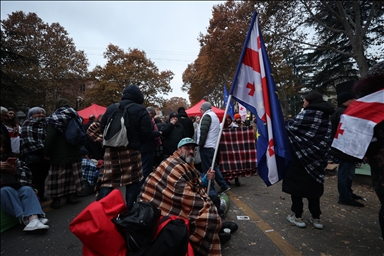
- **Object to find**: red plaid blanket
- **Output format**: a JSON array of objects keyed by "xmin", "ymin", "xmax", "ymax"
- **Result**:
[{"xmin": 219, "ymin": 126, "xmax": 258, "ymax": 181}]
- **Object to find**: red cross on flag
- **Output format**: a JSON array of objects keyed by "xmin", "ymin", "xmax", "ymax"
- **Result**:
[
  {"xmin": 230, "ymin": 11, "xmax": 291, "ymax": 186},
  {"xmin": 331, "ymin": 89, "xmax": 384, "ymax": 159}
]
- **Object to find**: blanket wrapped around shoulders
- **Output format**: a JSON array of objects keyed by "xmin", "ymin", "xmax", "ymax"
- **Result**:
[{"xmin": 138, "ymin": 151, "xmax": 222, "ymax": 255}]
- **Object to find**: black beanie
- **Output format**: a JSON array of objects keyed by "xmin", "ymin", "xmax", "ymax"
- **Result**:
[
  {"xmin": 304, "ymin": 91, "xmax": 323, "ymax": 104},
  {"xmin": 337, "ymin": 91, "xmax": 355, "ymax": 106},
  {"xmin": 177, "ymin": 107, "xmax": 186, "ymax": 113}
]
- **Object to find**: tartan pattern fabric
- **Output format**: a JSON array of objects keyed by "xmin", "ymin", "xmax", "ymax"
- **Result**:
[
  {"xmin": 86, "ymin": 121, "xmax": 103, "ymax": 143},
  {"xmin": 286, "ymin": 109, "xmax": 332, "ymax": 184},
  {"xmin": 95, "ymin": 148, "xmax": 143, "ymax": 190},
  {"xmin": 219, "ymin": 126, "xmax": 258, "ymax": 181},
  {"xmin": 81, "ymin": 158, "xmax": 98, "ymax": 186},
  {"xmin": 20, "ymin": 117, "xmax": 46, "ymax": 155},
  {"xmin": 46, "ymin": 161, "xmax": 84, "ymax": 198},
  {"xmin": 139, "ymin": 151, "xmax": 222, "ymax": 256},
  {"xmin": 15, "ymin": 159, "xmax": 33, "ymax": 186},
  {"xmin": 47, "ymin": 106, "xmax": 81, "ymax": 132}
]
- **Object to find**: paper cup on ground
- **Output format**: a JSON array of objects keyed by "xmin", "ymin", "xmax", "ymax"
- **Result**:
[{"xmin": 223, "ymin": 228, "xmax": 231, "ymax": 234}]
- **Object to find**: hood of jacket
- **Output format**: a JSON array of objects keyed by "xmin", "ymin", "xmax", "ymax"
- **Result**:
[
  {"xmin": 55, "ymin": 98, "xmax": 71, "ymax": 109},
  {"xmin": 121, "ymin": 84, "xmax": 144, "ymax": 104}
]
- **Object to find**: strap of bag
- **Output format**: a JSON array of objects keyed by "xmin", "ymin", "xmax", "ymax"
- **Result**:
[{"xmin": 121, "ymin": 103, "xmax": 135, "ymax": 130}]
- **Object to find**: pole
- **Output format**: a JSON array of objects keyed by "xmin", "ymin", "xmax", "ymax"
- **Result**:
[{"xmin": 206, "ymin": 94, "xmax": 232, "ymax": 195}]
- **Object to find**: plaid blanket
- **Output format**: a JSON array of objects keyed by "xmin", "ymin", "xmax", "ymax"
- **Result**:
[
  {"xmin": 86, "ymin": 121, "xmax": 103, "ymax": 143},
  {"xmin": 47, "ymin": 106, "xmax": 81, "ymax": 132},
  {"xmin": 20, "ymin": 117, "xmax": 47, "ymax": 155},
  {"xmin": 139, "ymin": 151, "xmax": 222, "ymax": 255},
  {"xmin": 286, "ymin": 109, "xmax": 332, "ymax": 184},
  {"xmin": 219, "ymin": 126, "xmax": 257, "ymax": 181}
]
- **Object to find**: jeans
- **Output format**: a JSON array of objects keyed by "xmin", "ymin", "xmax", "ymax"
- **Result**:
[
  {"xmin": 140, "ymin": 151, "xmax": 154, "ymax": 187},
  {"xmin": 200, "ymin": 147, "xmax": 229, "ymax": 192},
  {"xmin": 1, "ymin": 186, "xmax": 45, "ymax": 219},
  {"xmin": 337, "ymin": 160, "xmax": 355, "ymax": 202},
  {"xmin": 291, "ymin": 195, "xmax": 321, "ymax": 219}
]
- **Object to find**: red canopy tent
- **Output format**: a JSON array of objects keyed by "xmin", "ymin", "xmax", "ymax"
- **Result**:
[
  {"xmin": 77, "ymin": 104, "xmax": 107, "ymax": 124},
  {"xmin": 185, "ymin": 99, "xmax": 225, "ymax": 121}
]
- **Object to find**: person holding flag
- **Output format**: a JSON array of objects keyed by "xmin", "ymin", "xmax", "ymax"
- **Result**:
[{"xmin": 283, "ymin": 91, "xmax": 334, "ymax": 229}]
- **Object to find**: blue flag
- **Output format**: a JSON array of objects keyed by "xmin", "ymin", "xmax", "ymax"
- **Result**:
[
  {"xmin": 230, "ymin": 11, "xmax": 291, "ymax": 186},
  {"xmin": 223, "ymin": 84, "xmax": 235, "ymax": 119}
]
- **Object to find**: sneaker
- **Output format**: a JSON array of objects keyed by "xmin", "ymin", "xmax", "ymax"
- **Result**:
[
  {"xmin": 338, "ymin": 199, "xmax": 364, "ymax": 207},
  {"xmin": 309, "ymin": 217, "xmax": 324, "ymax": 229},
  {"xmin": 218, "ymin": 187, "xmax": 231, "ymax": 194},
  {"xmin": 23, "ymin": 219, "xmax": 49, "ymax": 232},
  {"xmin": 287, "ymin": 214, "xmax": 306, "ymax": 228},
  {"xmin": 39, "ymin": 217, "xmax": 49, "ymax": 225}
]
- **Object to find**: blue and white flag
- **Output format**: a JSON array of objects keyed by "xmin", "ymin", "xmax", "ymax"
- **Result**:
[{"xmin": 230, "ymin": 11, "xmax": 291, "ymax": 186}]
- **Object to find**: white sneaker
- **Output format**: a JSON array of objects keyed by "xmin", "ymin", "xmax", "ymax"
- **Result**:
[
  {"xmin": 287, "ymin": 214, "xmax": 306, "ymax": 228},
  {"xmin": 309, "ymin": 217, "xmax": 324, "ymax": 229},
  {"xmin": 23, "ymin": 219, "xmax": 49, "ymax": 232},
  {"xmin": 39, "ymin": 217, "xmax": 49, "ymax": 225}
]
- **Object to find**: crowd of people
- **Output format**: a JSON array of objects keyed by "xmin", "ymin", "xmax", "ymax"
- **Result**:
[{"xmin": 1, "ymin": 61, "xmax": 383, "ymax": 253}]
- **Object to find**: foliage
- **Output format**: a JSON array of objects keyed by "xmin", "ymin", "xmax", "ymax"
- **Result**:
[
  {"xmin": 86, "ymin": 44, "xmax": 174, "ymax": 108},
  {"xmin": 162, "ymin": 97, "xmax": 189, "ymax": 118},
  {"xmin": 1, "ymin": 11, "xmax": 89, "ymax": 113}
]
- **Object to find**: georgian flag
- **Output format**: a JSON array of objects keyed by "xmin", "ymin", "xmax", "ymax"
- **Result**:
[
  {"xmin": 230, "ymin": 11, "xmax": 291, "ymax": 186},
  {"xmin": 238, "ymin": 103, "xmax": 247, "ymax": 121},
  {"xmin": 332, "ymin": 89, "xmax": 384, "ymax": 159}
]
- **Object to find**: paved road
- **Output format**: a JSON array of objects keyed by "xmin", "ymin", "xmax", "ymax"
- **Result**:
[{"xmin": 1, "ymin": 170, "xmax": 383, "ymax": 255}]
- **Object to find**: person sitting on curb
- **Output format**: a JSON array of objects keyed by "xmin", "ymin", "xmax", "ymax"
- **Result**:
[
  {"xmin": 0, "ymin": 134, "xmax": 49, "ymax": 232},
  {"xmin": 138, "ymin": 137, "xmax": 238, "ymax": 256}
]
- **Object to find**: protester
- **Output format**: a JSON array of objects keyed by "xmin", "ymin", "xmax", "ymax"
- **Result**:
[
  {"xmin": 153, "ymin": 116, "xmax": 165, "ymax": 167},
  {"xmin": 352, "ymin": 61, "xmax": 384, "ymax": 239},
  {"xmin": 20, "ymin": 107, "xmax": 50, "ymax": 202},
  {"xmin": 0, "ymin": 135, "xmax": 49, "ymax": 232},
  {"xmin": 138, "ymin": 138, "xmax": 238, "ymax": 256},
  {"xmin": 3, "ymin": 107, "xmax": 21, "ymax": 155},
  {"xmin": 0, "ymin": 107, "xmax": 13, "ymax": 158},
  {"xmin": 96, "ymin": 84, "xmax": 152, "ymax": 208},
  {"xmin": 329, "ymin": 92, "xmax": 364, "ymax": 207},
  {"xmin": 197, "ymin": 102, "xmax": 230, "ymax": 194},
  {"xmin": 193, "ymin": 115, "xmax": 201, "ymax": 141},
  {"xmin": 283, "ymin": 91, "xmax": 334, "ymax": 229},
  {"xmin": 177, "ymin": 106, "xmax": 194, "ymax": 138},
  {"xmin": 44, "ymin": 98, "xmax": 84, "ymax": 209},
  {"xmin": 233, "ymin": 113, "xmax": 243, "ymax": 127},
  {"xmin": 140, "ymin": 106, "xmax": 161, "ymax": 187},
  {"xmin": 84, "ymin": 114, "xmax": 104, "ymax": 160},
  {"xmin": 159, "ymin": 111, "xmax": 186, "ymax": 159}
]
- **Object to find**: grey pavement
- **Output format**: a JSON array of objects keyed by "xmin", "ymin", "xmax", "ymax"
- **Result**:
[{"xmin": 1, "ymin": 170, "xmax": 383, "ymax": 255}]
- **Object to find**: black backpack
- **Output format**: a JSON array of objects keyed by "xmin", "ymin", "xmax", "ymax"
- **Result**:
[
  {"xmin": 102, "ymin": 103, "xmax": 134, "ymax": 147},
  {"xmin": 64, "ymin": 117, "xmax": 86, "ymax": 145}
]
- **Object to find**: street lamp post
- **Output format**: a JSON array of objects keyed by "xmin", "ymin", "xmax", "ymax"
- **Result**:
[{"xmin": 76, "ymin": 96, "xmax": 83, "ymax": 110}]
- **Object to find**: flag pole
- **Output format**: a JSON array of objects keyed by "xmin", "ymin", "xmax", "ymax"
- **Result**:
[{"xmin": 206, "ymin": 94, "xmax": 232, "ymax": 195}]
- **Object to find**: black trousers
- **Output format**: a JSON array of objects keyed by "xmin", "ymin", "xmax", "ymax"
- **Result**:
[
  {"xmin": 28, "ymin": 159, "xmax": 50, "ymax": 199},
  {"xmin": 291, "ymin": 195, "xmax": 321, "ymax": 219}
]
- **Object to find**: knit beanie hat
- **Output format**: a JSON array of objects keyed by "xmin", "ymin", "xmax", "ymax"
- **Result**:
[
  {"xmin": 234, "ymin": 113, "xmax": 241, "ymax": 120},
  {"xmin": 200, "ymin": 102, "xmax": 212, "ymax": 111},
  {"xmin": 337, "ymin": 91, "xmax": 355, "ymax": 106},
  {"xmin": 177, "ymin": 107, "xmax": 186, "ymax": 113},
  {"xmin": 304, "ymin": 91, "xmax": 323, "ymax": 104},
  {"xmin": 169, "ymin": 111, "xmax": 178, "ymax": 119}
]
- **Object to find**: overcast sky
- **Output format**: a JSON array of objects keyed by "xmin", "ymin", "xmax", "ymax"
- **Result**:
[{"xmin": 1, "ymin": 1, "xmax": 225, "ymax": 102}]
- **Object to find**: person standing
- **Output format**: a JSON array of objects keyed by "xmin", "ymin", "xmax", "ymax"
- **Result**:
[
  {"xmin": 197, "ymin": 102, "xmax": 230, "ymax": 194},
  {"xmin": 96, "ymin": 84, "xmax": 152, "ymax": 209},
  {"xmin": 283, "ymin": 91, "xmax": 334, "ymax": 229},
  {"xmin": 177, "ymin": 107, "xmax": 194, "ymax": 138},
  {"xmin": 330, "ymin": 92, "xmax": 364, "ymax": 207},
  {"xmin": 160, "ymin": 112, "xmax": 186, "ymax": 159},
  {"xmin": 139, "ymin": 106, "xmax": 161, "ymax": 187},
  {"xmin": 44, "ymin": 98, "xmax": 84, "ymax": 209},
  {"xmin": 20, "ymin": 107, "xmax": 50, "ymax": 202}
]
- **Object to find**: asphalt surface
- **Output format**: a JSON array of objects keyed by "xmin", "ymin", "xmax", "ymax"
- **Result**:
[{"xmin": 1, "ymin": 169, "xmax": 383, "ymax": 255}]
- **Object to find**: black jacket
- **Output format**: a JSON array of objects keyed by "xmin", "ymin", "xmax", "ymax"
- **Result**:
[
  {"xmin": 100, "ymin": 85, "xmax": 152, "ymax": 150},
  {"xmin": 160, "ymin": 121, "xmax": 186, "ymax": 157},
  {"xmin": 177, "ymin": 111, "xmax": 194, "ymax": 138}
]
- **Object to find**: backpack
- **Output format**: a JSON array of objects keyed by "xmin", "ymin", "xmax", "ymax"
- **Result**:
[
  {"xmin": 103, "ymin": 103, "xmax": 134, "ymax": 147},
  {"xmin": 64, "ymin": 117, "xmax": 86, "ymax": 145},
  {"xmin": 134, "ymin": 215, "xmax": 191, "ymax": 256}
]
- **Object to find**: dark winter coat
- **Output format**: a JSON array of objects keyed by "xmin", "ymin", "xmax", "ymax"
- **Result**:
[
  {"xmin": 160, "ymin": 121, "xmax": 186, "ymax": 157},
  {"xmin": 178, "ymin": 110, "xmax": 194, "ymax": 138},
  {"xmin": 100, "ymin": 85, "xmax": 152, "ymax": 150}
]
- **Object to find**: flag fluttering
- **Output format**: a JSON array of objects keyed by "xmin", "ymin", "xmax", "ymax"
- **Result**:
[
  {"xmin": 223, "ymin": 84, "xmax": 235, "ymax": 120},
  {"xmin": 230, "ymin": 11, "xmax": 291, "ymax": 186},
  {"xmin": 331, "ymin": 89, "xmax": 384, "ymax": 159}
]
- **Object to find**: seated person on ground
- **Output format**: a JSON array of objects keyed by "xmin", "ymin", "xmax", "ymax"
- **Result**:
[
  {"xmin": 138, "ymin": 137, "xmax": 237, "ymax": 256},
  {"xmin": 0, "ymin": 135, "xmax": 49, "ymax": 232}
]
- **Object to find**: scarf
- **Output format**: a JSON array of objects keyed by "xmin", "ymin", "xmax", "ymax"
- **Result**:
[{"xmin": 47, "ymin": 106, "xmax": 81, "ymax": 132}]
